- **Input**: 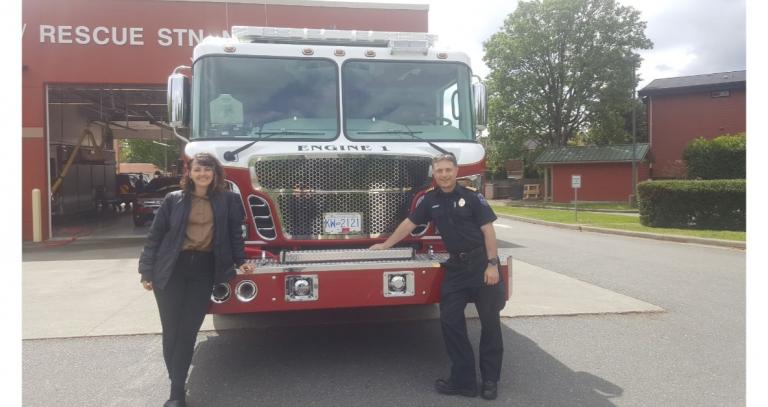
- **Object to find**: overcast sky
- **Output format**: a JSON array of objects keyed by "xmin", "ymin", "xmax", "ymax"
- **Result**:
[{"xmin": 350, "ymin": 0, "xmax": 747, "ymax": 89}]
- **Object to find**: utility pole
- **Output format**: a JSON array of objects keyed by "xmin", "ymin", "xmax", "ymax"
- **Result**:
[{"xmin": 631, "ymin": 62, "xmax": 638, "ymax": 207}]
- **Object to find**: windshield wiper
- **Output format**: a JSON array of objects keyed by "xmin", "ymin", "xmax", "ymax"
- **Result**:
[
  {"xmin": 354, "ymin": 128, "xmax": 451, "ymax": 156},
  {"xmin": 223, "ymin": 129, "xmax": 324, "ymax": 162},
  {"xmin": 355, "ymin": 130, "xmax": 423, "ymax": 135},
  {"xmin": 258, "ymin": 130, "xmax": 325, "ymax": 136}
]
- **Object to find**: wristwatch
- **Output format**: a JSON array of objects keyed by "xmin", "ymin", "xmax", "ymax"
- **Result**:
[{"xmin": 487, "ymin": 257, "xmax": 500, "ymax": 267}]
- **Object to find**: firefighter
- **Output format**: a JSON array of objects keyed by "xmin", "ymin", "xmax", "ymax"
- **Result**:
[{"xmin": 370, "ymin": 152, "xmax": 506, "ymax": 400}]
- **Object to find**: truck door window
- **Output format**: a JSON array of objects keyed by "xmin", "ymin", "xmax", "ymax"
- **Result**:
[{"xmin": 442, "ymin": 84, "xmax": 460, "ymax": 127}]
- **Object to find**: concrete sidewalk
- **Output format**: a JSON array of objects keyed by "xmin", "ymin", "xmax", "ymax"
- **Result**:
[{"xmin": 22, "ymin": 254, "xmax": 663, "ymax": 340}]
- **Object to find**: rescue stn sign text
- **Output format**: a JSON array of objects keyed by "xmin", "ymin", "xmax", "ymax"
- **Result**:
[{"xmin": 27, "ymin": 24, "xmax": 229, "ymax": 47}]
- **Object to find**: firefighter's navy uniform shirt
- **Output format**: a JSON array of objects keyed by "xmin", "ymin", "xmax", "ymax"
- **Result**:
[
  {"xmin": 408, "ymin": 185, "xmax": 497, "ymax": 253},
  {"xmin": 408, "ymin": 185, "xmax": 498, "ymax": 291}
]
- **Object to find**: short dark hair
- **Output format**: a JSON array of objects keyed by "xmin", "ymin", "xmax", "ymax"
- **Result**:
[
  {"xmin": 180, "ymin": 153, "xmax": 227, "ymax": 195},
  {"xmin": 431, "ymin": 153, "xmax": 457, "ymax": 166}
]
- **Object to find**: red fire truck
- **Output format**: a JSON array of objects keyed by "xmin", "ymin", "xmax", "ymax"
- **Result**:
[{"xmin": 166, "ymin": 26, "xmax": 510, "ymax": 314}]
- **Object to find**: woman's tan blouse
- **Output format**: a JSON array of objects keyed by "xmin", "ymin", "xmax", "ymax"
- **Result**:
[{"xmin": 182, "ymin": 194, "xmax": 214, "ymax": 252}]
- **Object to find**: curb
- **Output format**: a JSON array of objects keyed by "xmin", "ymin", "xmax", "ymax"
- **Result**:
[{"xmin": 496, "ymin": 214, "xmax": 745, "ymax": 250}]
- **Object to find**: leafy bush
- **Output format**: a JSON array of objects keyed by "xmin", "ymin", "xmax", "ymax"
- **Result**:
[
  {"xmin": 682, "ymin": 133, "xmax": 746, "ymax": 179},
  {"xmin": 638, "ymin": 180, "xmax": 745, "ymax": 230}
]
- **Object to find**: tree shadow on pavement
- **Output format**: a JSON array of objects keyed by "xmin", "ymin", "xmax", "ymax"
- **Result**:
[{"xmin": 186, "ymin": 319, "xmax": 621, "ymax": 406}]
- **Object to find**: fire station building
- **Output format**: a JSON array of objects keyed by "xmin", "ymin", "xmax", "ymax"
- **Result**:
[
  {"xmin": 22, "ymin": 0, "xmax": 428, "ymax": 241},
  {"xmin": 535, "ymin": 70, "xmax": 746, "ymax": 203}
]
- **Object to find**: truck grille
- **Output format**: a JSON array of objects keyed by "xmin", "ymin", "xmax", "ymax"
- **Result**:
[{"xmin": 252, "ymin": 155, "xmax": 431, "ymax": 239}]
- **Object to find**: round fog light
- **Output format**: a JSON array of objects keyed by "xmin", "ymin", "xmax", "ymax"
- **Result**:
[
  {"xmin": 294, "ymin": 279, "xmax": 311, "ymax": 297},
  {"xmin": 235, "ymin": 280, "xmax": 258, "ymax": 303},
  {"xmin": 389, "ymin": 275, "xmax": 406, "ymax": 292},
  {"xmin": 211, "ymin": 283, "xmax": 231, "ymax": 303}
]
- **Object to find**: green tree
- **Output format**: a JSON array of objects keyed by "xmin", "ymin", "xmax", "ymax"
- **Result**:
[
  {"xmin": 588, "ymin": 97, "xmax": 648, "ymax": 145},
  {"xmin": 483, "ymin": 0, "xmax": 652, "ymax": 168},
  {"xmin": 119, "ymin": 138, "xmax": 183, "ymax": 172}
]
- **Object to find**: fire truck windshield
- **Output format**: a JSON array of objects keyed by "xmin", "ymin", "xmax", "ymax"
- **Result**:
[
  {"xmin": 343, "ymin": 61, "xmax": 474, "ymax": 141},
  {"xmin": 191, "ymin": 56, "xmax": 339, "ymax": 140}
]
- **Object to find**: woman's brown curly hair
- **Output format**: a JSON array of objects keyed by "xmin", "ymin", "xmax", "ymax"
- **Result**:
[{"xmin": 180, "ymin": 153, "xmax": 228, "ymax": 195}]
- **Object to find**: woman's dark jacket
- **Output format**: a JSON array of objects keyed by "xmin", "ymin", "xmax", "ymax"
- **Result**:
[{"xmin": 138, "ymin": 190, "xmax": 246, "ymax": 290}]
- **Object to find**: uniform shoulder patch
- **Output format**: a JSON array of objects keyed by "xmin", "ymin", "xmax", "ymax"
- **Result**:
[{"xmin": 477, "ymin": 193, "xmax": 490, "ymax": 206}]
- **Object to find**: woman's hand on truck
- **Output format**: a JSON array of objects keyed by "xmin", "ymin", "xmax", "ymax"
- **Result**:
[{"xmin": 238, "ymin": 263, "xmax": 256, "ymax": 273}]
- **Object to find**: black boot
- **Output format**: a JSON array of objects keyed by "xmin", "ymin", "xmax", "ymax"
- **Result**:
[
  {"xmin": 481, "ymin": 380, "xmax": 498, "ymax": 400},
  {"xmin": 164, "ymin": 384, "xmax": 186, "ymax": 407}
]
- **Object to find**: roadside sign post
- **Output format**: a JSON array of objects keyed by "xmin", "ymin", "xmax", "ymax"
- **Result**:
[{"xmin": 572, "ymin": 175, "xmax": 581, "ymax": 222}]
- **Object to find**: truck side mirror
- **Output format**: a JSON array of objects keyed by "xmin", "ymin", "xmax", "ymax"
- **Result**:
[
  {"xmin": 167, "ymin": 73, "xmax": 190, "ymax": 128},
  {"xmin": 472, "ymin": 80, "xmax": 488, "ymax": 133}
]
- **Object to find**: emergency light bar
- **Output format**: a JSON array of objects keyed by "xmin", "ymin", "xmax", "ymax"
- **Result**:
[{"xmin": 231, "ymin": 26, "xmax": 436, "ymax": 51}]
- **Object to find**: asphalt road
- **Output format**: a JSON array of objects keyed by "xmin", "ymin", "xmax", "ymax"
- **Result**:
[{"xmin": 22, "ymin": 218, "xmax": 745, "ymax": 406}]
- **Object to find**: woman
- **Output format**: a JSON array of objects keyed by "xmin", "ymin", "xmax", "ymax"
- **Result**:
[{"xmin": 138, "ymin": 153, "xmax": 255, "ymax": 407}]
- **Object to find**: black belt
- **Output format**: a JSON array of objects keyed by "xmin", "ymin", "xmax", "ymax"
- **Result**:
[{"xmin": 449, "ymin": 246, "xmax": 485, "ymax": 261}]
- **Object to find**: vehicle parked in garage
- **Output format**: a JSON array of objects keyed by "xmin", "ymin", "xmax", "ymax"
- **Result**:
[
  {"xmin": 132, "ymin": 176, "xmax": 181, "ymax": 226},
  {"xmin": 116, "ymin": 172, "xmax": 151, "ymax": 209}
]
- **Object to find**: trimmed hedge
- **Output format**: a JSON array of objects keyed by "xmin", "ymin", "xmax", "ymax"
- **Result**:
[
  {"xmin": 638, "ymin": 180, "xmax": 745, "ymax": 230},
  {"xmin": 682, "ymin": 134, "xmax": 746, "ymax": 179}
]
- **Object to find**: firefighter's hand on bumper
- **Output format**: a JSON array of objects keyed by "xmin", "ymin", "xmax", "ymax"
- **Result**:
[
  {"xmin": 141, "ymin": 280, "xmax": 153, "ymax": 291},
  {"xmin": 238, "ymin": 263, "xmax": 256, "ymax": 273}
]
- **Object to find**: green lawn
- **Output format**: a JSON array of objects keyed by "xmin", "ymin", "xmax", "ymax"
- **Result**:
[
  {"xmin": 505, "ymin": 201, "xmax": 636, "ymax": 211},
  {"xmin": 491, "ymin": 205, "xmax": 746, "ymax": 241}
]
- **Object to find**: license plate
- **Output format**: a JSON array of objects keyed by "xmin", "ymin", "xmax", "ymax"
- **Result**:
[{"xmin": 323, "ymin": 212, "xmax": 362, "ymax": 234}]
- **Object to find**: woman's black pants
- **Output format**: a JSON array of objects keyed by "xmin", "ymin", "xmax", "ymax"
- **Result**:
[{"xmin": 153, "ymin": 250, "xmax": 215, "ymax": 387}]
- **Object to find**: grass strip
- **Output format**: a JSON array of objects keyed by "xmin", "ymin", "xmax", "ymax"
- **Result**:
[
  {"xmin": 491, "ymin": 205, "xmax": 745, "ymax": 242},
  {"xmin": 504, "ymin": 201, "xmax": 636, "ymax": 211}
]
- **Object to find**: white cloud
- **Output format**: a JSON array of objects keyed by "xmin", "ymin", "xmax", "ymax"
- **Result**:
[
  {"xmin": 331, "ymin": 0, "xmax": 746, "ymax": 87},
  {"xmin": 428, "ymin": 0, "xmax": 518, "ymax": 77},
  {"xmin": 638, "ymin": 45, "xmax": 699, "ymax": 83}
]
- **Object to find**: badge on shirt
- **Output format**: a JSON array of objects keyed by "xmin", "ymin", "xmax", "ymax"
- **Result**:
[{"xmin": 458, "ymin": 198, "xmax": 466, "ymax": 207}]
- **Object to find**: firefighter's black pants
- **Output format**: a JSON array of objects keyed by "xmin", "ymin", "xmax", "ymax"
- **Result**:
[
  {"xmin": 439, "ymin": 252, "xmax": 506, "ymax": 387},
  {"xmin": 153, "ymin": 250, "xmax": 215, "ymax": 388}
]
